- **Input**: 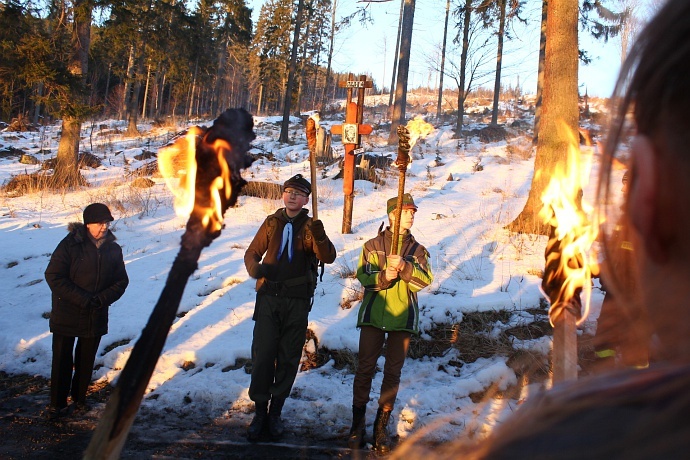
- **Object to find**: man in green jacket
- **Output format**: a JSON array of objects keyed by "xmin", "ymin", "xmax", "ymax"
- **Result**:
[{"xmin": 349, "ymin": 193, "xmax": 433, "ymax": 453}]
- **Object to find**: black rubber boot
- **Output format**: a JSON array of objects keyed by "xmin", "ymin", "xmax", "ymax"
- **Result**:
[
  {"xmin": 347, "ymin": 405, "xmax": 367, "ymax": 449},
  {"xmin": 247, "ymin": 401, "xmax": 268, "ymax": 442},
  {"xmin": 373, "ymin": 407, "xmax": 392, "ymax": 455},
  {"xmin": 268, "ymin": 397, "xmax": 286, "ymax": 440}
]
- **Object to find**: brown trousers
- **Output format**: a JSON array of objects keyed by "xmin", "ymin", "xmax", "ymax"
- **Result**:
[{"xmin": 353, "ymin": 326, "xmax": 411, "ymax": 411}]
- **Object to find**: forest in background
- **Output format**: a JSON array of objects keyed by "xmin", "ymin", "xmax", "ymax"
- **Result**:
[{"xmin": 0, "ymin": 0, "xmax": 641, "ymax": 128}]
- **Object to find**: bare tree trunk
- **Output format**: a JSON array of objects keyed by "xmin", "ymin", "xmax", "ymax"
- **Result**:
[
  {"xmin": 455, "ymin": 0, "xmax": 472, "ymax": 135},
  {"xmin": 533, "ymin": 0, "xmax": 547, "ymax": 146},
  {"xmin": 32, "ymin": 82, "xmax": 44, "ymax": 124},
  {"xmin": 257, "ymin": 84, "xmax": 264, "ymax": 115},
  {"xmin": 156, "ymin": 71, "xmax": 166, "ymax": 119},
  {"xmin": 280, "ymin": 0, "xmax": 306, "ymax": 143},
  {"xmin": 103, "ymin": 63, "xmax": 112, "ymax": 117},
  {"xmin": 141, "ymin": 63, "xmax": 151, "ymax": 119},
  {"xmin": 296, "ymin": 7, "xmax": 314, "ymax": 115},
  {"xmin": 388, "ymin": 0, "xmax": 405, "ymax": 118},
  {"xmin": 387, "ymin": 0, "xmax": 416, "ymax": 145},
  {"xmin": 436, "ymin": 0, "xmax": 450, "ymax": 119},
  {"xmin": 53, "ymin": 0, "xmax": 92, "ymax": 188},
  {"xmin": 126, "ymin": 54, "xmax": 143, "ymax": 135},
  {"xmin": 121, "ymin": 46, "xmax": 135, "ymax": 120},
  {"xmin": 507, "ymin": 0, "xmax": 579, "ymax": 234},
  {"xmin": 212, "ymin": 39, "xmax": 228, "ymax": 118},
  {"xmin": 187, "ymin": 58, "xmax": 199, "ymax": 119},
  {"xmin": 321, "ymin": 0, "xmax": 337, "ymax": 112},
  {"xmin": 490, "ymin": 0, "xmax": 507, "ymax": 126},
  {"xmin": 312, "ymin": 24, "xmax": 324, "ymax": 110}
]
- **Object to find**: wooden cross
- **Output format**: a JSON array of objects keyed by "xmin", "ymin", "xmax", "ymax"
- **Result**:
[
  {"xmin": 331, "ymin": 75, "xmax": 373, "ymax": 233},
  {"xmin": 331, "ymin": 102, "xmax": 373, "ymax": 195}
]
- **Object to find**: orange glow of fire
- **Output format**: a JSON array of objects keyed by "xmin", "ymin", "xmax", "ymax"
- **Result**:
[
  {"xmin": 538, "ymin": 123, "xmax": 598, "ymax": 326},
  {"xmin": 157, "ymin": 127, "xmax": 232, "ymax": 233},
  {"xmin": 405, "ymin": 116, "xmax": 434, "ymax": 149}
]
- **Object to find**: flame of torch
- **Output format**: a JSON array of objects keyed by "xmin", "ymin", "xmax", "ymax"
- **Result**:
[
  {"xmin": 539, "ymin": 122, "xmax": 598, "ymax": 382},
  {"xmin": 85, "ymin": 109, "xmax": 255, "ymax": 459},
  {"xmin": 391, "ymin": 117, "xmax": 434, "ymax": 255},
  {"xmin": 405, "ymin": 116, "xmax": 434, "ymax": 150}
]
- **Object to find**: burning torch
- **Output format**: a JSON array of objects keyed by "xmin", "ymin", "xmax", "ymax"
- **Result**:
[
  {"xmin": 539, "ymin": 124, "xmax": 597, "ymax": 383},
  {"xmin": 390, "ymin": 125, "xmax": 411, "ymax": 256},
  {"xmin": 84, "ymin": 108, "xmax": 255, "ymax": 459},
  {"xmin": 390, "ymin": 117, "xmax": 434, "ymax": 255}
]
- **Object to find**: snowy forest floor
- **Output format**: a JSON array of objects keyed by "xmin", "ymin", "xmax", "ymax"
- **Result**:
[{"xmin": 0, "ymin": 332, "xmax": 602, "ymax": 460}]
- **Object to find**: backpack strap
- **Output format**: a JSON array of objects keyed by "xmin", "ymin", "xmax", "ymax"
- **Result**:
[
  {"xmin": 265, "ymin": 215, "xmax": 277, "ymax": 242},
  {"xmin": 303, "ymin": 219, "xmax": 324, "ymax": 283}
]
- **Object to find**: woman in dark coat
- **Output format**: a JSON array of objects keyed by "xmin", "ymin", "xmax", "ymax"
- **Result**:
[{"xmin": 44, "ymin": 203, "xmax": 129, "ymax": 419}]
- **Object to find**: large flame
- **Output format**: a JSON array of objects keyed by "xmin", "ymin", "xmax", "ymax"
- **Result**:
[
  {"xmin": 539, "ymin": 123, "xmax": 598, "ymax": 326},
  {"xmin": 405, "ymin": 116, "xmax": 434, "ymax": 149},
  {"xmin": 158, "ymin": 127, "xmax": 232, "ymax": 233}
]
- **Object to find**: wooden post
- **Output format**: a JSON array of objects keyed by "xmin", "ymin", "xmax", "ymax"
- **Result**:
[
  {"xmin": 331, "ymin": 75, "xmax": 373, "ymax": 234},
  {"xmin": 543, "ymin": 224, "xmax": 584, "ymax": 384},
  {"xmin": 356, "ymin": 75, "xmax": 367, "ymax": 129},
  {"xmin": 309, "ymin": 145, "xmax": 319, "ymax": 220},
  {"xmin": 391, "ymin": 126, "xmax": 410, "ymax": 255},
  {"xmin": 552, "ymin": 307, "xmax": 578, "ymax": 382}
]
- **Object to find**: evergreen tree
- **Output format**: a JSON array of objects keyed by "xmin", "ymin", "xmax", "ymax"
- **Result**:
[{"xmin": 250, "ymin": 0, "xmax": 293, "ymax": 114}]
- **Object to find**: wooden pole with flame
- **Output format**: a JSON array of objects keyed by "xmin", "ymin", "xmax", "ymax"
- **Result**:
[
  {"xmin": 309, "ymin": 142, "xmax": 319, "ymax": 220},
  {"xmin": 390, "ymin": 118, "xmax": 434, "ymax": 255},
  {"xmin": 84, "ymin": 109, "xmax": 255, "ymax": 460},
  {"xmin": 539, "ymin": 124, "xmax": 597, "ymax": 384},
  {"xmin": 391, "ymin": 125, "xmax": 411, "ymax": 255}
]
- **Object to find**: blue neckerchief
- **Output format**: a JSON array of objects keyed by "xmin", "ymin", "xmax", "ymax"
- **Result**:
[{"xmin": 277, "ymin": 221, "xmax": 293, "ymax": 262}]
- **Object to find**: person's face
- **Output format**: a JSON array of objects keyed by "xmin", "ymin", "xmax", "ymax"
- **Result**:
[
  {"xmin": 389, "ymin": 207, "xmax": 416, "ymax": 231},
  {"xmin": 283, "ymin": 188, "xmax": 309, "ymax": 216},
  {"xmin": 87, "ymin": 221, "xmax": 110, "ymax": 239}
]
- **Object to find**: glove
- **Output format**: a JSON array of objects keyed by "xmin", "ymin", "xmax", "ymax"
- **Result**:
[
  {"xmin": 248, "ymin": 263, "xmax": 267, "ymax": 279},
  {"xmin": 311, "ymin": 220, "xmax": 326, "ymax": 241}
]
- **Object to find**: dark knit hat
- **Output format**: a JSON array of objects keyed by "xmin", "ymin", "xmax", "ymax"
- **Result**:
[
  {"xmin": 83, "ymin": 203, "xmax": 114, "ymax": 225},
  {"xmin": 387, "ymin": 193, "xmax": 417, "ymax": 214},
  {"xmin": 283, "ymin": 174, "xmax": 311, "ymax": 196}
]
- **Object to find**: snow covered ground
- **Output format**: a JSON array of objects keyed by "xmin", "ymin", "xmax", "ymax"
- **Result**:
[{"xmin": 0, "ymin": 102, "xmax": 607, "ymax": 446}]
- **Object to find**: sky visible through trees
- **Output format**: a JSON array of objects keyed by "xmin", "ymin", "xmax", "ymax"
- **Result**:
[{"xmin": 246, "ymin": 0, "xmax": 635, "ymax": 97}]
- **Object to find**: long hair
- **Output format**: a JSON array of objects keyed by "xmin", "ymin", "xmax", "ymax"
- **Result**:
[{"xmin": 596, "ymin": 0, "xmax": 690, "ymax": 299}]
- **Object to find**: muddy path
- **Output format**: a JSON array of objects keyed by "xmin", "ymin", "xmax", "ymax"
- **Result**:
[{"xmin": 0, "ymin": 372, "xmax": 376, "ymax": 459}]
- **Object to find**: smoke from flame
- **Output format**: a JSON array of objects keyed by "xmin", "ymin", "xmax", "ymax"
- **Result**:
[{"xmin": 539, "ymin": 123, "xmax": 598, "ymax": 326}]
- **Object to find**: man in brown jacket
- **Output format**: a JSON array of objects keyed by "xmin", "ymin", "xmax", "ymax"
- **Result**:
[{"xmin": 244, "ymin": 174, "xmax": 336, "ymax": 442}]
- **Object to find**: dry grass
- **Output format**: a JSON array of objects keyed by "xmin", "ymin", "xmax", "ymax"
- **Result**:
[
  {"xmin": 505, "ymin": 135, "xmax": 534, "ymax": 161},
  {"xmin": 340, "ymin": 287, "xmax": 363, "ymax": 310},
  {"xmin": 2, "ymin": 172, "xmax": 55, "ymax": 197},
  {"xmin": 298, "ymin": 307, "xmax": 555, "ymax": 392},
  {"xmin": 240, "ymin": 181, "xmax": 282, "ymax": 200},
  {"xmin": 301, "ymin": 328, "xmax": 359, "ymax": 373}
]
